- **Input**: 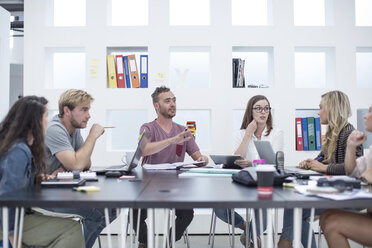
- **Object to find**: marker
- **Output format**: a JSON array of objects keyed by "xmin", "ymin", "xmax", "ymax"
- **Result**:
[
  {"xmin": 72, "ymin": 186, "xmax": 100, "ymax": 193},
  {"xmin": 104, "ymin": 126, "xmax": 115, "ymax": 129}
]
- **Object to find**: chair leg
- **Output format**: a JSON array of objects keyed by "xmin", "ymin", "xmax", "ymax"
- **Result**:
[
  {"xmin": 226, "ymin": 209, "xmax": 232, "ymax": 247},
  {"xmin": 136, "ymin": 209, "xmax": 141, "ymax": 246},
  {"xmin": 231, "ymin": 209, "xmax": 235, "ymax": 248},
  {"xmin": 307, "ymin": 208, "xmax": 315, "ymax": 248},
  {"xmin": 208, "ymin": 210, "xmax": 215, "ymax": 245},
  {"xmin": 251, "ymin": 209, "xmax": 259, "ymax": 248},
  {"xmin": 245, "ymin": 209, "xmax": 250, "ymax": 248},
  {"xmin": 184, "ymin": 228, "xmax": 191, "ymax": 248},
  {"xmin": 98, "ymin": 235, "xmax": 102, "ymax": 248},
  {"xmin": 211, "ymin": 210, "xmax": 217, "ymax": 248},
  {"xmin": 318, "ymin": 225, "xmax": 322, "ymax": 248},
  {"xmin": 259, "ymin": 208, "xmax": 264, "ymax": 247},
  {"xmin": 273, "ymin": 209, "xmax": 278, "ymax": 246}
]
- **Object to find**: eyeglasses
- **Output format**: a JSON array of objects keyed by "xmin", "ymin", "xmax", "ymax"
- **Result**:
[{"xmin": 253, "ymin": 106, "xmax": 271, "ymax": 113}]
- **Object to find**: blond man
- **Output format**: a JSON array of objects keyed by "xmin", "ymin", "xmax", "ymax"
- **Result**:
[{"xmin": 45, "ymin": 89, "xmax": 115, "ymax": 248}]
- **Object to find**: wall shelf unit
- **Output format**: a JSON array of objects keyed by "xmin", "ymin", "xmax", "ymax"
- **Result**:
[{"xmin": 24, "ymin": 0, "xmax": 372, "ymax": 167}]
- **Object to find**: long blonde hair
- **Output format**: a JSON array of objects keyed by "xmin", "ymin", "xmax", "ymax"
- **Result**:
[{"xmin": 321, "ymin": 91, "xmax": 351, "ymax": 163}]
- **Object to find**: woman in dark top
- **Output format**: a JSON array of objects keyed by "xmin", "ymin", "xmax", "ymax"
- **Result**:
[
  {"xmin": 278, "ymin": 90, "xmax": 363, "ymax": 248},
  {"xmin": 0, "ymin": 96, "xmax": 84, "ymax": 248},
  {"xmin": 298, "ymin": 91, "xmax": 363, "ymax": 174}
]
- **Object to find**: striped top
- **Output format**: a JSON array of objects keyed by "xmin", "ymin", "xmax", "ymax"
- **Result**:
[{"xmin": 314, "ymin": 123, "xmax": 364, "ymax": 175}]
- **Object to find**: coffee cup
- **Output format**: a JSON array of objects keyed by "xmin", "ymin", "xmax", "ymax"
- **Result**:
[{"xmin": 256, "ymin": 164, "xmax": 276, "ymax": 197}]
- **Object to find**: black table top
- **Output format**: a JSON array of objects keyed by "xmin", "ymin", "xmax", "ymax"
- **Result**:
[
  {"xmin": 0, "ymin": 167, "xmax": 154, "ymax": 208},
  {"xmin": 135, "ymin": 170, "xmax": 287, "ymax": 209},
  {"xmin": 1, "ymin": 168, "xmax": 372, "ymax": 210}
]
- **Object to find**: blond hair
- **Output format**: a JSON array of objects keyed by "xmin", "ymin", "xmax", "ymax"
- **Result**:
[
  {"xmin": 321, "ymin": 90, "xmax": 351, "ymax": 163},
  {"xmin": 58, "ymin": 89, "xmax": 94, "ymax": 117}
]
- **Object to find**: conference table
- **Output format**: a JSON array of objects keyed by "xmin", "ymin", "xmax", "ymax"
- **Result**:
[{"xmin": 2, "ymin": 167, "xmax": 372, "ymax": 248}]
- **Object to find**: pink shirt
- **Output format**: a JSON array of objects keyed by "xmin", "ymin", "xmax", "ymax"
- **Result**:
[
  {"xmin": 351, "ymin": 145, "xmax": 372, "ymax": 178},
  {"xmin": 140, "ymin": 120, "xmax": 199, "ymax": 164}
]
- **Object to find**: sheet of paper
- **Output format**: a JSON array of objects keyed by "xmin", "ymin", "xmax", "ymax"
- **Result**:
[{"xmin": 143, "ymin": 161, "xmax": 204, "ymax": 170}]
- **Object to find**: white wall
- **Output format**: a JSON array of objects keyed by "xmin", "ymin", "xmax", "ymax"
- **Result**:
[
  {"xmin": 0, "ymin": 7, "xmax": 10, "ymax": 120},
  {"xmin": 23, "ymin": 0, "xmax": 372, "ymax": 167}
]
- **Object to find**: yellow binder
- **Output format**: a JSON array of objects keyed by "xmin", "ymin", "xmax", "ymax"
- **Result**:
[{"xmin": 107, "ymin": 55, "xmax": 117, "ymax": 88}]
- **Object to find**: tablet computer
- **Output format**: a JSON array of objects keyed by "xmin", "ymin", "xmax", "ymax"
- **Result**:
[
  {"xmin": 41, "ymin": 178, "xmax": 86, "ymax": 188},
  {"xmin": 210, "ymin": 155, "xmax": 242, "ymax": 169}
]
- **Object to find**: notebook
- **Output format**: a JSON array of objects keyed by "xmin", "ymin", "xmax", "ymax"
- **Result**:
[{"xmin": 92, "ymin": 130, "xmax": 150, "ymax": 175}]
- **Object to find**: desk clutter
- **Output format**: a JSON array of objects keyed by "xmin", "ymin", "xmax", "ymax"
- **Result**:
[
  {"xmin": 57, "ymin": 171, "xmax": 98, "ymax": 181},
  {"xmin": 292, "ymin": 175, "xmax": 372, "ymax": 200}
]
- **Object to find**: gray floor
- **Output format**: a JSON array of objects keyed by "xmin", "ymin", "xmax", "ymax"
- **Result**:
[{"xmin": 93, "ymin": 234, "xmax": 365, "ymax": 248}]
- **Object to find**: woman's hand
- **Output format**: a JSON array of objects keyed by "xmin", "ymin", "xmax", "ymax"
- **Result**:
[
  {"xmin": 40, "ymin": 174, "xmax": 56, "ymax": 181},
  {"xmin": 347, "ymin": 130, "xmax": 367, "ymax": 147},
  {"xmin": 234, "ymin": 159, "xmax": 252, "ymax": 168},
  {"xmin": 245, "ymin": 120, "xmax": 257, "ymax": 136},
  {"xmin": 299, "ymin": 159, "xmax": 327, "ymax": 173}
]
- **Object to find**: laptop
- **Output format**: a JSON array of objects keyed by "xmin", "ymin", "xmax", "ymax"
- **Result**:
[
  {"xmin": 93, "ymin": 130, "xmax": 150, "ymax": 175},
  {"xmin": 253, "ymin": 140, "xmax": 276, "ymax": 164},
  {"xmin": 253, "ymin": 140, "xmax": 321, "ymax": 176},
  {"xmin": 210, "ymin": 155, "xmax": 242, "ymax": 169}
]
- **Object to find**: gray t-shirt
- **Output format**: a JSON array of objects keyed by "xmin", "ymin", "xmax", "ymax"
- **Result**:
[
  {"xmin": 45, "ymin": 115, "xmax": 84, "ymax": 173},
  {"xmin": 140, "ymin": 120, "xmax": 199, "ymax": 164}
]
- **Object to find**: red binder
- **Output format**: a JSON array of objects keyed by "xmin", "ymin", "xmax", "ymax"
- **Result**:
[
  {"xmin": 127, "ymin": 54, "xmax": 140, "ymax": 88},
  {"xmin": 296, "ymin": 118, "xmax": 304, "ymax": 150},
  {"xmin": 115, "ymin": 55, "xmax": 126, "ymax": 88}
]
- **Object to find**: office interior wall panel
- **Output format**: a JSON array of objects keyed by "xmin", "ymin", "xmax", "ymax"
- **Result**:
[{"xmin": 23, "ymin": 0, "xmax": 372, "ymax": 167}]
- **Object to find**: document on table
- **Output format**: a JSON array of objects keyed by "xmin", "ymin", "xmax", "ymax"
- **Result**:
[
  {"xmin": 294, "ymin": 185, "xmax": 372, "ymax": 201},
  {"xmin": 178, "ymin": 168, "xmax": 240, "ymax": 178},
  {"xmin": 143, "ymin": 161, "xmax": 204, "ymax": 170}
]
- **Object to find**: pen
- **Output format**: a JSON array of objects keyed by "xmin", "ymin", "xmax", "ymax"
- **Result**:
[{"xmin": 184, "ymin": 128, "xmax": 188, "ymax": 138}]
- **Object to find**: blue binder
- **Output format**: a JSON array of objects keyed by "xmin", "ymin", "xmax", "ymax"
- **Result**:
[
  {"xmin": 302, "ymin": 117, "xmax": 309, "ymax": 151},
  {"xmin": 315, "ymin": 117, "xmax": 321, "ymax": 150},
  {"xmin": 140, "ymin": 55, "xmax": 148, "ymax": 88},
  {"xmin": 123, "ymin": 56, "xmax": 131, "ymax": 88}
]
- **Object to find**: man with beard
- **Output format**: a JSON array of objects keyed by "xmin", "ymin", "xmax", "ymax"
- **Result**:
[
  {"xmin": 45, "ymin": 89, "xmax": 115, "ymax": 248},
  {"xmin": 133, "ymin": 86, "xmax": 208, "ymax": 248}
]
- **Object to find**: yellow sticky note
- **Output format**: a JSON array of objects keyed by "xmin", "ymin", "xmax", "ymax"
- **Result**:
[
  {"xmin": 90, "ymin": 59, "xmax": 100, "ymax": 67},
  {"xmin": 156, "ymin": 72, "xmax": 165, "ymax": 81},
  {"xmin": 89, "ymin": 69, "xmax": 99, "ymax": 78}
]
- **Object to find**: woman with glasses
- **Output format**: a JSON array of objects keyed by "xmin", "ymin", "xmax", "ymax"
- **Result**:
[
  {"xmin": 278, "ymin": 90, "xmax": 363, "ymax": 248},
  {"xmin": 215, "ymin": 95, "xmax": 283, "ymax": 247}
]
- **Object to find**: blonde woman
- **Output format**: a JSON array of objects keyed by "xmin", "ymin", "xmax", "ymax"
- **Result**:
[
  {"xmin": 320, "ymin": 105, "xmax": 372, "ymax": 248},
  {"xmin": 278, "ymin": 91, "xmax": 363, "ymax": 248},
  {"xmin": 298, "ymin": 90, "xmax": 363, "ymax": 174}
]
